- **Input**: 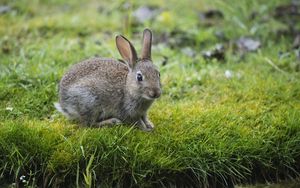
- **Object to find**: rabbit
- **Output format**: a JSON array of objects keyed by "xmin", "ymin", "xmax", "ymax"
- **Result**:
[{"xmin": 54, "ymin": 29, "xmax": 161, "ymax": 131}]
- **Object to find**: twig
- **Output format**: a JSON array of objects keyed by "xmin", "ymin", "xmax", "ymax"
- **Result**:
[{"xmin": 264, "ymin": 58, "xmax": 288, "ymax": 75}]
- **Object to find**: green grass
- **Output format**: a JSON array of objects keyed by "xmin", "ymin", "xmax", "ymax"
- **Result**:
[{"xmin": 1, "ymin": 0, "xmax": 300, "ymax": 187}]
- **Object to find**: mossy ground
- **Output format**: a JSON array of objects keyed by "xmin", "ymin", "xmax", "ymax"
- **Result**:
[{"xmin": 0, "ymin": 0, "xmax": 300, "ymax": 187}]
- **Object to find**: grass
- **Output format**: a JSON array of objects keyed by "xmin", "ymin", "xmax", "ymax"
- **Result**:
[{"xmin": 1, "ymin": 0, "xmax": 300, "ymax": 187}]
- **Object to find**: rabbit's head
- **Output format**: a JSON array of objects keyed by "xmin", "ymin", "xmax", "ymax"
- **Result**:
[{"xmin": 116, "ymin": 29, "xmax": 161, "ymax": 100}]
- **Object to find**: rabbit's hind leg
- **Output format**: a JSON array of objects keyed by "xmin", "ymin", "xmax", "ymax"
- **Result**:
[
  {"xmin": 57, "ymin": 90, "xmax": 81, "ymax": 120},
  {"xmin": 97, "ymin": 118, "xmax": 122, "ymax": 127},
  {"xmin": 67, "ymin": 85, "xmax": 99, "ymax": 126}
]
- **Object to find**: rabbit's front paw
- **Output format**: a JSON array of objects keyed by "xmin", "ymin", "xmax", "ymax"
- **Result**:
[
  {"xmin": 137, "ymin": 119, "xmax": 154, "ymax": 132},
  {"xmin": 136, "ymin": 119, "xmax": 153, "ymax": 132},
  {"xmin": 142, "ymin": 116, "xmax": 154, "ymax": 130},
  {"xmin": 144, "ymin": 120, "xmax": 154, "ymax": 130}
]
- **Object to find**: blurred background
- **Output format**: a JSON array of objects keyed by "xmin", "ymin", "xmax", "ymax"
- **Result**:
[{"xmin": 1, "ymin": 0, "xmax": 299, "ymax": 68}]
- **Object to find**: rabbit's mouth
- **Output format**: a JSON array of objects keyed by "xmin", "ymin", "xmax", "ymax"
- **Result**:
[
  {"xmin": 143, "ymin": 89, "xmax": 161, "ymax": 100},
  {"xmin": 143, "ymin": 95, "xmax": 156, "ymax": 101}
]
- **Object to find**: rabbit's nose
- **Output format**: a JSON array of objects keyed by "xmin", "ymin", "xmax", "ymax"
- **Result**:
[{"xmin": 149, "ymin": 89, "xmax": 161, "ymax": 99}]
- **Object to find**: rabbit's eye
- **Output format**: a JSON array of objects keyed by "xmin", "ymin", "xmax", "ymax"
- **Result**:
[{"xmin": 136, "ymin": 72, "xmax": 143, "ymax": 81}]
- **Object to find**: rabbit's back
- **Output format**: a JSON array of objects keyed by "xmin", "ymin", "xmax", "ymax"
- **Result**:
[
  {"xmin": 57, "ymin": 58, "xmax": 129, "ymax": 124},
  {"xmin": 60, "ymin": 57, "xmax": 129, "ymax": 89}
]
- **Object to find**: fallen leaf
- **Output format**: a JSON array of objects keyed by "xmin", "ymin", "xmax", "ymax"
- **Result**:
[
  {"xmin": 236, "ymin": 37, "xmax": 261, "ymax": 52},
  {"xmin": 0, "ymin": 5, "xmax": 11, "ymax": 14},
  {"xmin": 202, "ymin": 44, "xmax": 225, "ymax": 61}
]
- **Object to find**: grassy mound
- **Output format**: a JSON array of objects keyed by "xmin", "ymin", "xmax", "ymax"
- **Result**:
[{"xmin": 1, "ymin": 0, "xmax": 300, "ymax": 187}]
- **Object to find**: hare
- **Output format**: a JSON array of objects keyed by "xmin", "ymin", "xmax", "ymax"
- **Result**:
[{"xmin": 54, "ymin": 29, "xmax": 161, "ymax": 131}]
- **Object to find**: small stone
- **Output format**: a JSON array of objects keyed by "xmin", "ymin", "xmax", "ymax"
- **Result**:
[
  {"xmin": 5, "ymin": 106, "xmax": 13, "ymax": 111},
  {"xmin": 225, "ymin": 70, "xmax": 233, "ymax": 79},
  {"xmin": 20, "ymin": 175, "xmax": 25, "ymax": 180},
  {"xmin": 0, "ymin": 6, "xmax": 11, "ymax": 14}
]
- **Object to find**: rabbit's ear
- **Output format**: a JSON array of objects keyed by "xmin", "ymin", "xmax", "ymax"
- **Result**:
[
  {"xmin": 116, "ymin": 35, "xmax": 138, "ymax": 68},
  {"xmin": 141, "ymin": 29, "xmax": 152, "ymax": 60}
]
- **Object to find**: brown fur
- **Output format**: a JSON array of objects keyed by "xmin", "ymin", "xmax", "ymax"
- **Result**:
[{"xmin": 55, "ymin": 29, "xmax": 161, "ymax": 131}]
